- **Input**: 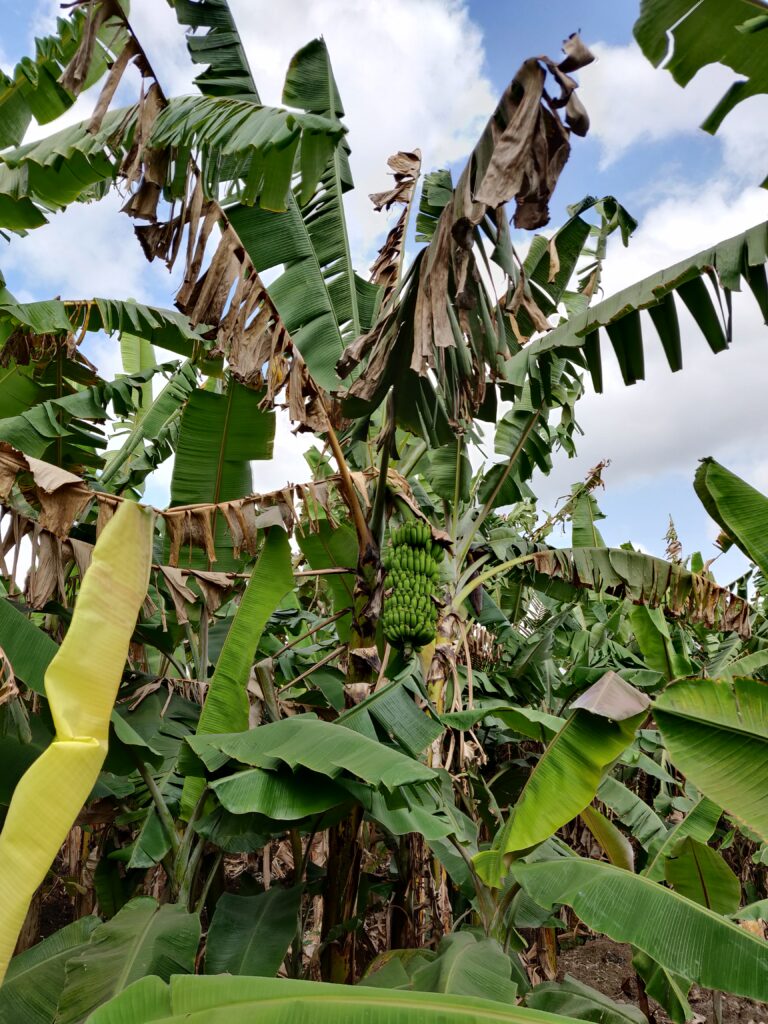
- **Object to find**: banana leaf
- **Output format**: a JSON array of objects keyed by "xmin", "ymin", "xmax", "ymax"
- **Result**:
[
  {"xmin": 654, "ymin": 676, "xmax": 768, "ymax": 842},
  {"xmin": 0, "ymin": 501, "xmax": 153, "ymax": 980},
  {"xmin": 514, "ymin": 857, "xmax": 768, "ymax": 1000},
  {"xmin": 87, "ymin": 972, "xmax": 584, "ymax": 1023}
]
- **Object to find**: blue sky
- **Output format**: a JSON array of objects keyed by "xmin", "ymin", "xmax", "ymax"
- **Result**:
[{"xmin": 2, "ymin": 0, "xmax": 768, "ymax": 585}]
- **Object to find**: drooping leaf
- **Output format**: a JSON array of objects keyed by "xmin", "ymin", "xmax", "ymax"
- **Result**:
[
  {"xmin": 187, "ymin": 715, "xmax": 435, "ymax": 791},
  {"xmin": 514, "ymin": 857, "xmax": 768, "ymax": 1000},
  {"xmin": 632, "ymin": 952, "xmax": 692, "ymax": 1024},
  {"xmin": 476, "ymin": 675, "xmax": 648, "ymax": 879},
  {"xmin": 119, "ymin": 333, "xmax": 156, "ymax": 420},
  {"xmin": 531, "ymin": 546, "xmax": 751, "ymax": 637},
  {"xmin": 654, "ymin": 676, "xmax": 768, "ymax": 842},
  {"xmin": 525, "ymin": 975, "xmax": 647, "ymax": 1024},
  {"xmin": 694, "ymin": 457, "xmax": 768, "ymax": 576},
  {"xmin": 205, "ymin": 888, "xmax": 302, "ymax": 977}
]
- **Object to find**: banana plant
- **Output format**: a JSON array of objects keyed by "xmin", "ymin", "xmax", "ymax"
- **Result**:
[{"xmin": 0, "ymin": 2, "xmax": 767, "ymax": 1022}]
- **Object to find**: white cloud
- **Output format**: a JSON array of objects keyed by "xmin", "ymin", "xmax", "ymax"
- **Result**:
[
  {"xmin": 2, "ymin": 192, "xmax": 176, "ymax": 303},
  {"xmin": 222, "ymin": 0, "xmax": 495, "ymax": 263},
  {"xmin": 29, "ymin": 0, "xmax": 495, "ymax": 267},
  {"xmin": 531, "ymin": 181, "xmax": 768, "ymax": 514},
  {"xmin": 7, "ymin": 0, "xmax": 497, "ymax": 514},
  {"xmin": 578, "ymin": 41, "xmax": 737, "ymax": 168},
  {"xmin": 10, "ymin": 0, "xmax": 495, "ymax": 315}
]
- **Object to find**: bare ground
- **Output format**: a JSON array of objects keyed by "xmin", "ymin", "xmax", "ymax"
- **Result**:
[{"xmin": 557, "ymin": 938, "xmax": 767, "ymax": 1024}]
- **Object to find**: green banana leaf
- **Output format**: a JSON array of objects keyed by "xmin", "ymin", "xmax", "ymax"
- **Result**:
[
  {"xmin": 734, "ymin": 899, "xmax": 768, "ymax": 921},
  {"xmin": 0, "ymin": 598, "xmax": 58, "ymax": 695},
  {"xmin": 0, "ymin": 94, "xmax": 342, "ymax": 228},
  {"xmin": 282, "ymin": 38, "xmax": 381, "ymax": 336},
  {"xmin": 525, "ymin": 975, "xmax": 647, "ymax": 1024},
  {"xmin": 597, "ymin": 776, "xmax": 668, "ymax": 851},
  {"xmin": 643, "ymin": 793, "xmax": 721, "ymax": 882},
  {"xmin": 0, "ymin": 364, "xmax": 167, "ymax": 468},
  {"xmin": 694, "ymin": 458, "xmax": 768, "ymax": 576},
  {"xmin": 296, "ymin": 520, "xmax": 357, "ymax": 642},
  {"xmin": 119, "ymin": 333, "xmax": 155, "ymax": 420},
  {"xmin": 100, "ymin": 361, "xmax": 197, "ymax": 492},
  {"xmin": 364, "ymin": 932, "xmax": 520, "ymax": 1003},
  {"xmin": 477, "ymin": 674, "xmax": 648, "ymax": 876},
  {"xmin": 87, "ymin": 972, "xmax": 583, "ymax": 1024},
  {"xmin": 629, "ymin": 605, "xmax": 692, "ymax": 680},
  {"xmin": 187, "ymin": 715, "xmax": 435, "ymax": 790},
  {"xmin": 168, "ymin": 382, "xmax": 276, "ymax": 569},
  {"xmin": 210, "ymin": 766, "xmax": 349, "ymax": 818},
  {"xmin": 514, "ymin": 858, "xmax": 768, "ymax": 1000},
  {"xmin": 0, "ymin": 917, "xmax": 98, "ymax": 1024},
  {"xmin": 180, "ymin": 527, "xmax": 293, "ymax": 815},
  {"xmin": 54, "ymin": 898, "xmax": 199, "ymax": 1024},
  {"xmin": 508, "ymin": 222, "xmax": 768, "ymax": 394},
  {"xmin": 664, "ymin": 836, "xmax": 741, "ymax": 914},
  {"xmin": 632, "ymin": 952, "xmax": 692, "ymax": 1024},
  {"xmin": 170, "ymin": 2, "xmax": 366, "ymax": 393},
  {"xmin": 205, "ymin": 888, "xmax": 301, "ymax": 977},
  {"xmin": 634, "ymin": 0, "xmax": 768, "ymax": 156},
  {"xmin": 654, "ymin": 677, "xmax": 768, "ymax": 842},
  {"xmin": 337, "ymin": 679, "xmax": 444, "ymax": 756},
  {"xmin": 0, "ymin": 7, "xmax": 128, "ymax": 150},
  {"xmin": 579, "ymin": 804, "xmax": 634, "ymax": 871},
  {"xmin": 570, "ymin": 490, "xmax": 606, "ymax": 548}
]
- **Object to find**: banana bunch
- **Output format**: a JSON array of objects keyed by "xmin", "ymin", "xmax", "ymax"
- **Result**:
[{"xmin": 381, "ymin": 522, "xmax": 443, "ymax": 649}]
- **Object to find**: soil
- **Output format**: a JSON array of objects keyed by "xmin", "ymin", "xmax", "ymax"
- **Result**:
[{"xmin": 557, "ymin": 938, "xmax": 767, "ymax": 1024}]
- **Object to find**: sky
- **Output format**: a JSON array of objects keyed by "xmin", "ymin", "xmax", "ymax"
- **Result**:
[{"xmin": 2, "ymin": 0, "xmax": 768, "ymax": 585}]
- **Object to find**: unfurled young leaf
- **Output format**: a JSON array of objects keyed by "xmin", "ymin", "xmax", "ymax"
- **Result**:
[{"xmin": 0, "ymin": 501, "xmax": 153, "ymax": 981}]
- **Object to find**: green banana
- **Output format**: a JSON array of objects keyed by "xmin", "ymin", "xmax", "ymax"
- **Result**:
[{"xmin": 382, "ymin": 520, "xmax": 442, "ymax": 650}]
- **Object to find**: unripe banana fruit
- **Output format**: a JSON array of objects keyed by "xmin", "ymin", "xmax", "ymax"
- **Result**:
[{"xmin": 381, "ymin": 522, "xmax": 442, "ymax": 649}]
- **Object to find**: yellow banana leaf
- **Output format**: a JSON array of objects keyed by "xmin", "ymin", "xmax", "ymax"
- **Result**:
[{"xmin": 0, "ymin": 501, "xmax": 153, "ymax": 982}]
